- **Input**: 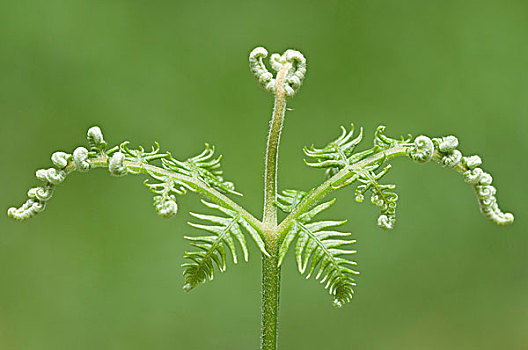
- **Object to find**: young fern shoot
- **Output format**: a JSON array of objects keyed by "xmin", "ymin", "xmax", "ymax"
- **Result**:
[{"xmin": 7, "ymin": 46, "xmax": 514, "ymax": 350}]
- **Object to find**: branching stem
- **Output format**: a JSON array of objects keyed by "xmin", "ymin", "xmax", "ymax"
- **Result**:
[{"xmin": 277, "ymin": 146, "xmax": 410, "ymax": 237}]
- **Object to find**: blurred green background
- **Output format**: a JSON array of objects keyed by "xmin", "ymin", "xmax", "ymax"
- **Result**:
[{"xmin": 1, "ymin": 0, "xmax": 527, "ymax": 349}]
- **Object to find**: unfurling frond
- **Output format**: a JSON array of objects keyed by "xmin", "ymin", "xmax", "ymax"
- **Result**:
[
  {"xmin": 87, "ymin": 126, "xmax": 107, "ymax": 153},
  {"xmin": 277, "ymin": 193, "xmax": 358, "ymax": 308},
  {"xmin": 249, "ymin": 46, "xmax": 307, "ymax": 97},
  {"xmin": 303, "ymin": 125, "xmax": 404, "ymax": 229},
  {"xmin": 8, "ymin": 126, "xmax": 243, "ymax": 222},
  {"xmin": 7, "ymin": 126, "xmax": 101, "ymax": 220},
  {"xmin": 409, "ymin": 135, "xmax": 514, "ymax": 225},
  {"xmin": 303, "ymin": 125, "xmax": 513, "ymax": 228},
  {"xmin": 183, "ymin": 201, "xmax": 268, "ymax": 291}
]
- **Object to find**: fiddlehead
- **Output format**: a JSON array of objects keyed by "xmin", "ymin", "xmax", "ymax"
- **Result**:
[
  {"xmin": 73, "ymin": 147, "xmax": 91, "ymax": 172},
  {"xmin": 408, "ymin": 135, "xmax": 434, "ymax": 163},
  {"xmin": 108, "ymin": 152, "xmax": 127, "ymax": 177},
  {"xmin": 249, "ymin": 47, "xmax": 306, "ymax": 97},
  {"xmin": 408, "ymin": 135, "xmax": 514, "ymax": 225},
  {"xmin": 87, "ymin": 126, "xmax": 107, "ymax": 153}
]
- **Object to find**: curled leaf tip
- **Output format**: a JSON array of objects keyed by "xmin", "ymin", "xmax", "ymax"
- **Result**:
[
  {"xmin": 87, "ymin": 126, "xmax": 107, "ymax": 152},
  {"xmin": 249, "ymin": 46, "xmax": 306, "ymax": 97},
  {"xmin": 409, "ymin": 135, "xmax": 434, "ymax": 163},
  {"xmin": 108, "ymin": 151, "xmax": 127, "ymax": 176},
  {"xmin": 413, "ymin": 134, "xmax": 514, "ymax": 226},
  {"xmin": 73, "ymin": 147, "xmax": 90, "ymax": 172}
]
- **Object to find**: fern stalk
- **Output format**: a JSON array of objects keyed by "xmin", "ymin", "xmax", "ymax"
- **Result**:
[
  {"xmin": 260, "ymin": 61, "xmax": 293, "ymax": 350},
  {"xmin": 263, "ymin": 62, "xmax": 290, "ymax": 228},
  {"xmin": 261, "ymin": 238, "xmax": 281, "ymax": 350}
]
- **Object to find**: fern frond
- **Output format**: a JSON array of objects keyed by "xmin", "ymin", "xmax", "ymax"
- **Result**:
[
  {"xmin": 161, "ymin": 144, "xmax": 241, "ymax": 196},
  {"xmin": 183, "ymin": 200, "xmax": 269, "ymax": 291},
  {"xmin": 409, "ymin": 135, "xmax": 514, "ymax": 225},
  {"xmin": 277, "ymin": 195, "xmax": 358, "ymax": 307},
  {"xmin": 301, "ymin": 125, "xmax": 409, "ymax": 229},
  {"xmin": 8, "ymin": 126, "xmax": 252, "ymax": 224}
]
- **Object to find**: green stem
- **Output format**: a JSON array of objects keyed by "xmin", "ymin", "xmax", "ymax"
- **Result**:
[
  {"xmin": 261, "ymin": 63, "xmax": 291, "ymax": 350},
  {"xmin": 262, "ymin": 64, "xmax": 290, "ymax": 228},
  {"xmin": 261, "ymin": 237, "xmax": 281, "ymax": 350}
]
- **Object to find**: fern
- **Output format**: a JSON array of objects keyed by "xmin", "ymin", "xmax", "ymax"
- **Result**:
[
  {"xmin": 183, "ymin": 200, "xmax": 269, "ymax": 291},
  {"xmin": 276, "ymin": 191, "xmax": 358, "ymax": 307},
  {"xmin": 6, "ymin": 46, "xmax": 515, "ymax": 350}
]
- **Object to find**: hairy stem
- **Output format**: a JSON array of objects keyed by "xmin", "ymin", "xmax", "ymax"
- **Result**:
[
  {"xmin": 263, "ymin": 64, "xmax": 290, "ymax": 228},
  {"xmin": 261, "ymin": 63, "xmax": 291, "ymax": 350},
  {"xmin": 261, "ymin": 236, "xmax": 281, "ymax": 350}
]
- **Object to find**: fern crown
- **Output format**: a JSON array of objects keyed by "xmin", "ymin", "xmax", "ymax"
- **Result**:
[{"xmin": 7, "ymin": 47, "xmax": 514, "ymax": 309}]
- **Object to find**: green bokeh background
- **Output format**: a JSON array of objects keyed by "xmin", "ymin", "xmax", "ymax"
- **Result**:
[{"xmin": 1, "ymin": 0, "xmax": 527, "ymax": 349}]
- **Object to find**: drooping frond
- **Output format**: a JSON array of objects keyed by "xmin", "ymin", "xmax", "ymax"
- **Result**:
[
  {"xmin": 118, "ymin": 142, "xmax": 241, "ymax": 217},
  {"xmin": 409, "ymin": 135, "xmax": 514, "ymax": 225},
  {"xmin": 183, "ymin": 200, "xmax": 269, "ymax": 291},
  {"xmin": 277, "ymin": 192, "xmax": 358, "ymax": 308},
  {"xmin": 161, "ymin": 144, "xmax": 241, "ymax": 196},
  {"xmin": 8, "ymin": 126, "xmax": 245, "ymax": 222}
]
